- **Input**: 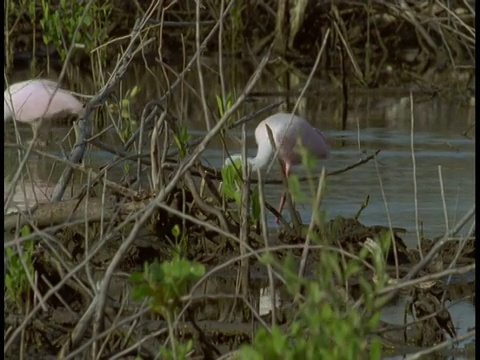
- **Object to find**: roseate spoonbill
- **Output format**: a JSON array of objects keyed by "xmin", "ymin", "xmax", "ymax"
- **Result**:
[
  {"xmin": 225, "ymin": 112, "xmax": 330, "ymax": 221},
  {"xmin": 4, "ymin": 79, "xmax": 83, "ymax": 142}
]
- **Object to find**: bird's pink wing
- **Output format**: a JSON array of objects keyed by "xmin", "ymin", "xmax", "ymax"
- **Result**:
[{"xmin": 9, "ymin": 83, "xmax": 82, "ymax": 123}]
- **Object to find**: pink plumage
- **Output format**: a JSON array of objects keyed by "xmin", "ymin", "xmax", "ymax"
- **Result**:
[
  {"xmin": 254, "ymin": 113, "xmax": 329, "ymax": 170},
  {"xmin": 227, "ymin": 112, "xmax": 330, "ymax": 222},
  {"xmin": 4, "ymin": 79, "xmax": 83, "ymax": 139}
]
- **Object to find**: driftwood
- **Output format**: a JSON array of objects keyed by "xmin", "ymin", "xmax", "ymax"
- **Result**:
[{"xmin": 4, "ymin": 197, "xmax": 148, "ymax": 233}]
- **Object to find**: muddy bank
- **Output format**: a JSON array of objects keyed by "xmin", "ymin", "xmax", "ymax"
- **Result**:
[{"xmin": 4, "ymin": 190, "xmax": 475, "ymax": 358}]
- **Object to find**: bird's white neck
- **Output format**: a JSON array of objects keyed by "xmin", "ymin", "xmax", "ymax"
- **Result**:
[
  {"xmin": 225, "ymin": 141, "xmax": 273, "ymax": 172},
  {"xmin": 249, "ymin": 142, "xmax": 273, "ymax": 170}
]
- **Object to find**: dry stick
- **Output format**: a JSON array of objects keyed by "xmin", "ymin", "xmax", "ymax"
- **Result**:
[
  {"xmin": 150, "ymin": 109, "xmax": 169, "ymax": 191},
  {"xmin": 446, "ymin": 204, "xmax": 475, "ymax": 238},
  {"xmin": 4, "ymin": 144, "xmax": 137, "ymax": 200},
  {"xmin": 122, "ymin": 0, "xmax": 238, "ymax": 150},
  {"xmin": 409, "ymin": 91, "xmax": 423, "ymax": 260},
  {"xmin": 266, "ymin": 28, "xmax": 331, "ymax": 179},
  {"xmin": 6, "ymin": 224, "xmax": 94, "ymax": 303},
  {"xmin": 185, "ymin": 242, "xmax": 374, "ymax": 306},
  {"xmin": 167, "ymin": 147, "xmax": 380, "ymax": 184},
  {"xmin": 6, "ymin": 197, "xmax": 150, "ymax": 351},
  {"xmin": 89, "ymin": 137, "xmax": 380, "ymax": 191},
  {"xmin": 58, "ymin": 295, "xmax": 100, "ymax": 358},
  {"xmin": 434, "ymin": 21, "xmax": 456, "ymax": 70},
  {"xmin": 373, "ymin": 155, "xmax": 400, "ymax": 281},
  {"xmin": 157, "ymin": 202, "xmax": 280, "ymax": 332},
  {"xmin": 240, "ymin": 122, "xmax": 251, "ymax": 298},
  {"xmin": 436, "ymin": 0, "xmax": 475, "ymax": 38},
  {"xmin": 218, "ymin": 0, "xmax": 227, "ymax": 122},
  {"xmin": 374, "ymin": 210, "xmax": 475, "ymax": 308},
  {"xmin": 159, "ymin": 109, "xmax": 174, "ymax": 191},
  {"xmin": 96, "ymin": 290, "xmax": 131, "ymax": 360},
  {"xmin": 228, "ymin": 122, "xmax": 252, "ymax": 322},
  {"xmin": 4, "ymin": 145, "xmax": 380, "ymax": 232},
  {"xmin": 4, "ymin": 138, "xmax": 39, "ymax": 215},
  {"xmin": 55, "ymin": 43, "xmax": 152, "ymax": 201},
  {"xmin": 298, "ymin": 167, "xmax": 326, "ymax": 279},
  {"xmin": 183, "ymin": 171, "xmax": 230, "ymax": 232},
  {"xmin": 442, "ymin": 220, "xmax": 475, "ymax": 297},
  {"xmin": 438, "ymin": 165, "xmax": 450, "ymax": 235},
  {"xmin": 65, "ymin": 306, "xmax": 155, "ymax": 360},
  {"xmin": 330, "ymin": 10, "xmax": 365, "ymax": 85},
  {"xmin": 92, "ymin": 46, "xmax": 272, "ymax": 347},
  {"xmin": 266, "ymin": 30, "xmax": 331, "ymax": 229},
  {"xmin": 391, "ymin": 0, "xmax": 438, "ymax": 53},
  {"xmin": 4, "ymin": 222, "xmax": 114, "ymax": 353},
  {"xmin": 196, "ymin": 0, "xmax": 212, "ymax": 131},
  {"xmin": 257, "ymin": 169, "xmax": 276, "ymax": 328},
  {"xmin": 39, "ymin": 275, "xmax": 77, "ymax": 315},
  {"xmin": 123, "ymin": 100, "xmax": 168, "ymax": 152},
  {"xmin": 3, "ymin": 0, "xmax": 94, "ymax": 206},
  {"xmin": 84, "ymin": 171, "xmax": 96, "ymax": 292},
  {"xmin": 228, "ymin": 100, "xmax": 285, "ymax": 129},
  {"xmin": 405, "ymin": 329, "xmax": 475, "ymax": 360},
  {"xmin": 73, "ymin": 241, "xmax": 378, "ymax": 357},
  {"xmin": 52, "ymin": 19, "xmax": 155, "ymax": 202},
  {"xmin": 4, "ymin": 173, "xmax": 47, "ymax": 306},
  {"xmin": 136, "ymin": 100, "xmax": 153, "ymax": 190}
]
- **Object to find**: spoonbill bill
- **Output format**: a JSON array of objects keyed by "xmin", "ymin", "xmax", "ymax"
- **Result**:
[{"xmin": 225, "ymin": 112, "xmax": 330, "ymax": 221}]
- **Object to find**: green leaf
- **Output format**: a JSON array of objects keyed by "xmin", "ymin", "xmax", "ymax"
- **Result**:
[
  {"xmin": 171, "ymin": 224, "xmax": 180, "ymax": 239},
  {"xmin": 215, "ymin": 95, "xmax": 224, "ymax": 116},
  {"xmin": 369, "ymin": 338, "xmax": 382, "ymax": 360}
]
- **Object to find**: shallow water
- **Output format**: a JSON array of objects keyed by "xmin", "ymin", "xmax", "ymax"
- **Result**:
[
  {"xmin": 207, "ymin": 95, "xmax": 475, "ymax": 247},
  {"xmin": 5, "ymin": 93, "xmax": 475, "ymax": 245}
]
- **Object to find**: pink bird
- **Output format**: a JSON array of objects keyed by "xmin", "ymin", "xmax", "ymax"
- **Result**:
[
  {"xmin": 226, "ymin": 112, "xmax": 330, "ymax": 222},
  {"xmin": 4, "ymin": 79, "xmax": 83, "ymax": 141}
]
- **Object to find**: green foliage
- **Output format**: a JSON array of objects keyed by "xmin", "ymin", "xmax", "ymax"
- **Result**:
[
  {"xmin": 221, "ymin": 161, "xmax": 261, "ymax": 222},
  {"xmin": 221, "ymin": 160, "xmax": 243, "ymax": 205},
  {"xmin": 216, "ymin": 93, "xmax": 233, "ymax": 118},
  {"xmin": 119, "ymin": 86, "xmax": 141, "ymax": 122},
  {"xmin": 173, "ymin": 127, "xmax": 192, "ymax": 160},
  {"xmin": 130, "ymin": 256, "xmax": 205, "ymax": 317},
  {"xmin": 239, "ymin": 222, "xmax": 387, "ymax": 359},
  {"xmin": 171, "ymin": 224, "xmax": 190, "ymax": 253},
  {"xmin": 108, "ymin": 86, "xmax": 141, "ymax": 143},
  {"xmin": 159, "ymin": 340, "xmax": 193, "ymax": 360},
  {"xmin": 228, "ymin": 1, "xmax": 245, "ymax": 51},
  {"xmin": 5, "ymin": 227, "xmax": 35, "ymax": 312},
  {"xmin": 39, "ymin": 0, "xmax": 112, "ymax": 62},
  {"xmin": 287, "ymin": 174, "xmax": 303, "ymax": 205},
  {"xmin": 130, "ymin": 255, "xmax": 204, "ymax": 359}
]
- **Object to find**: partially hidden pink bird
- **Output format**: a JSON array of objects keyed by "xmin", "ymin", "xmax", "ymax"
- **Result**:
[
  {"xmin": 226, "ymin": 112, "xmax": 330, "ymax": 222},
  {"xmin": 4, "ymin": 79, "xmax": 83, "ymax": 141}
]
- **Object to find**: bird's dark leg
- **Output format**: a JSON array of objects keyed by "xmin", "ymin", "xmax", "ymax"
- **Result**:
[
  {"xmin": 275, "ymin": 192, "xmax": 287, "ymax": 224},
  {"xmin": 31, "ymin": 119, "xmax": 49, "ymax": 147},
  {"xmin": 275, "ymin": 163, "xmax": 289, "ymax": 224}
]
